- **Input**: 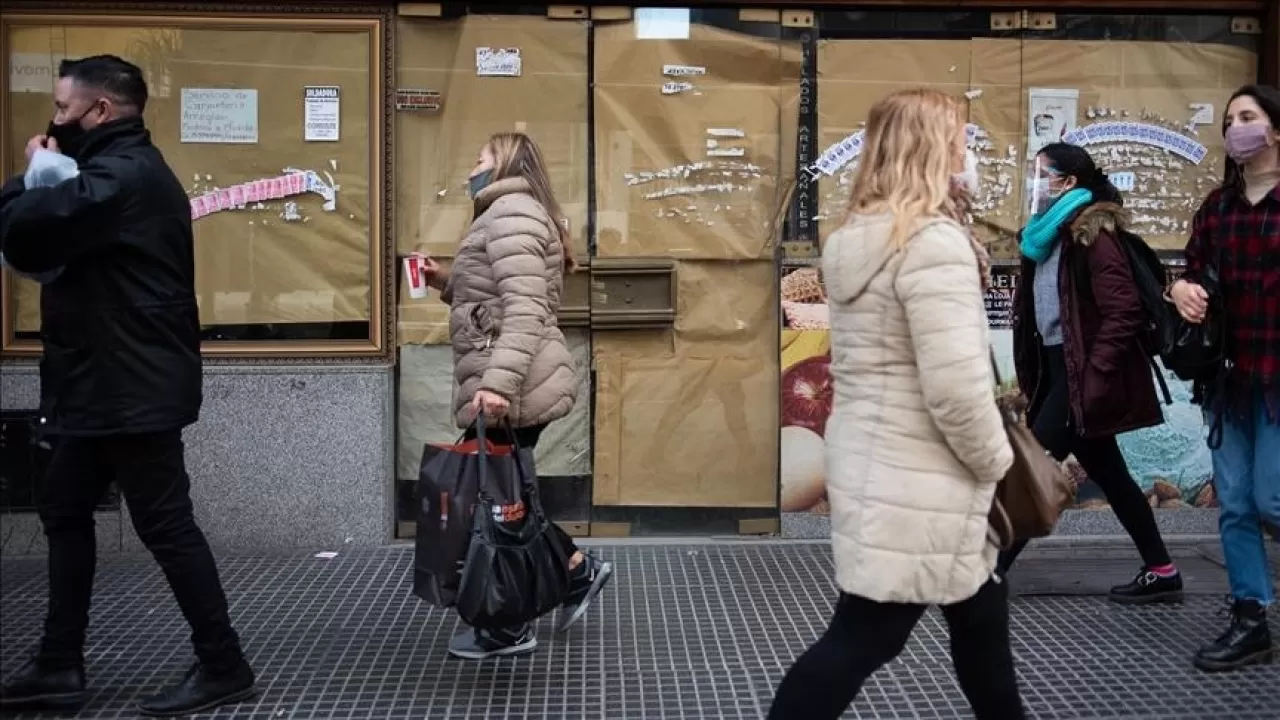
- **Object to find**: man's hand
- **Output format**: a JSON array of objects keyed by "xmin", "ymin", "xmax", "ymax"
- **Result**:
[
  {"xmin": 471, "ymin": 389, "xmax": 510, "ymax": 419},
  {"xmin": 411, "ymin": 252, "xmax": 445, "ymax": 291},
  {"xmin": 1170, "ymin": 280, "xmax": 1208, "ymax": 324},
  {"xmin": 24, "ymin": 135, "xmax": 51, "ymax": 162}
]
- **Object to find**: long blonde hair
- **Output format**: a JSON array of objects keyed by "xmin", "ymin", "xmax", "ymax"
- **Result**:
[
  {"xmin": 844, "ymin": 89, "xmax": 966, "ymax": 248},
  {"xmin": 486, "ymin": 132, "xmax": 577, "ymax": 272}
]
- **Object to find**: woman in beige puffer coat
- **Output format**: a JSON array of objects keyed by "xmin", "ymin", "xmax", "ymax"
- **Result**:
[
  {"xmin": 768, "ymin": 90, "xmax": 1023, "ymax": 720},
  {"xmin": 417, "ymin": 132, "xmax": 613, "ymax": 661}
]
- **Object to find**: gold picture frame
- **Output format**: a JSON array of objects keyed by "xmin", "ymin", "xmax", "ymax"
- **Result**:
[{"xmin": 0, "ymin": 2, "xmax": 395, "ymax": 364}]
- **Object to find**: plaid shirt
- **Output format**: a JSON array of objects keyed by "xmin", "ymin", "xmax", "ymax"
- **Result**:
[{"xmin": 1182, "ymin": 182, "xmax": 1280, "ymax": 416}]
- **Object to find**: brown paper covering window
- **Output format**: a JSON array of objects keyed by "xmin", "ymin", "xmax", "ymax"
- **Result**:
[
  {"xmin": 593, "ymin": 22, "xmax": 800, "ymax": 260},
  {"xmin": 394, "ymin": 15, "xmax": 588, "ymax": 346},
  {"xmin": 816, "ymin": 38, "xmax": 1256, "ymax": 260},
  {"xmin": 5, "ymin": 24, "xmax": 377, "ymax": 333}
]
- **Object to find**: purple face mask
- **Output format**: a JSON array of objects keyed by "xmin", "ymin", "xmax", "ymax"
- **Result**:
[{"xmin": 1224, "ymin": 123, "xmax": 1275, "ymax": 163}]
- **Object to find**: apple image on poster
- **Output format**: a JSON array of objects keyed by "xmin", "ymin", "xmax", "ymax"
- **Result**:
[{"xmin": 780, "ymin": 354, "xmax": 833, "ymax": 512}]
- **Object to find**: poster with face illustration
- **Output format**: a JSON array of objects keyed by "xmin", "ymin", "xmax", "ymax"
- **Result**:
[{"xmin": 1027, "ymin": 88, "xmax": 1080, "ymax": 158}]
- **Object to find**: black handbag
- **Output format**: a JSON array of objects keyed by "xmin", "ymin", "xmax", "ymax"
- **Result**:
[
  {"xmin": 454, "ymin": 415, "xmax": 572, "ymax": 630},
  {"xmin": 1163, "ymin": 251, "xmax": 1226, "ymax": 384}
]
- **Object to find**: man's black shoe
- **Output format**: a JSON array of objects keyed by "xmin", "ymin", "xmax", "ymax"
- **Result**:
[
  {"xmin": 0, "ymin": 659, "xmax": 86, "ymax": 711},
  {"xmin": 1194, "ymin": 598, "xmax": 1274, "ymax": 672},
  {"xmin": 136, "ymin": 660, "xmax": 256, "ymax": 717}
]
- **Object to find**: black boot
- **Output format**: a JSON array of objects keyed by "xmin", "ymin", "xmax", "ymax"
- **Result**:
[
  {"xmin": 1109, "ymin": 567, "xmax": 1184, "ymax": 605},
  {"xmin": 0, "ymin": 659, "xmax": 86, "ymax": 711},
  {"xmin": 1193, "ymin": 598, "xmax": 1274, "ymax": 672},
  {"xmin": 136, "ymin": 660, "xmax": 256, "ymax": 717}
]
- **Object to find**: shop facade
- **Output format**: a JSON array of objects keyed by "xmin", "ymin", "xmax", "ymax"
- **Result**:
[{"xmin": 0, "ymin": 1, "xmax": 1274, "ymax": 553}]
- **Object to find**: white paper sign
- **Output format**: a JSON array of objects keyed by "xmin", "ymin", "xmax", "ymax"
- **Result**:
[
  {"xmin": 661, "ymin": 81, "xmax": 695, "ymax": 95},
  {"xmin": 476, "ymin": 48, "xmax": 521, "ymax": 77},
  {"xmin": 1028, "ymin": 88, "xmax": 1079, "ymax": 158},
  {"xmin": 9, "ymin": 52, "xmax": 65, "ymax": 94},
  {"xmin": 1189, "ymin": 103, "xmax": 1214, "ymax": 126},
  {"xmin": 663, "ymin": 65, "xmax": 706, "ymax": 77},
  {"xmin": 1109, "ymin": 171, "xmax": 1136, "ymax": 192},
  {"xmin": 303, "ymin": 86, "xmax": 340, "ymax": 142},
  {"xmin": 181, "ymin": 89, "xmax": 258, "ymax": 144}
]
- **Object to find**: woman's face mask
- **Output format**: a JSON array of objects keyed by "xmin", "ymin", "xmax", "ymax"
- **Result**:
[
  {"xmin": 467, "ymin": 169, "xmax": 493, "ymax": 198},
  {"xmin": 1224, "ymin": 123, "xmax": 1276, "ymax": 164}
]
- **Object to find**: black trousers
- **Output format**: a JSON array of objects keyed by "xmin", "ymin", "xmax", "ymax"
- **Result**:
[
  {"xmin": 36, "ymin": 430, "xmax": 244, "ymax": 673},
  {"xmin": 997, "ymin": 345, "xmax": 1172, "ymax": 572},
  {"xmin": 768, "ymin": 578, "xmax": 1025, "ymax": 720},
  {"xmin": 460, "ymin": 422, "xmax": 579, "ymax": 558}
]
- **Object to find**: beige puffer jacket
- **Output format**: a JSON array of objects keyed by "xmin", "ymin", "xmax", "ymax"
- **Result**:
[
  {"xmin": 821, "ymin": 213, "xmax": 1013, "ymax": 606},
  {"xmin": 443, "ymin": 177, "xmax": 578, "ymax": 428}
]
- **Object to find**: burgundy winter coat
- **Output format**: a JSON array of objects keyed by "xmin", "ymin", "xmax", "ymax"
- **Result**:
[{"xmin": 1012, "ymin": 202, "xmax": 1164, "ymax": 439}]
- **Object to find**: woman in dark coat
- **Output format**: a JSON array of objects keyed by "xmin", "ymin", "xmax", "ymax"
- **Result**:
[{"xmin": 1000, "ymin": 143, "xmax": 1178, "ymax": 603}]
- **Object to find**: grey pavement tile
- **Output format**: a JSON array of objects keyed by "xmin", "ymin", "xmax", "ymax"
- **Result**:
[{"xmin": 0, "ymin": 544, "xmax": 1277, "ymax": 719}]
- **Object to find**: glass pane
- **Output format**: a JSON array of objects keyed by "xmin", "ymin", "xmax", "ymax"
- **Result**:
[{"xmin": 4, "ymin": 21, "xmax": 378, "ymax": 345}]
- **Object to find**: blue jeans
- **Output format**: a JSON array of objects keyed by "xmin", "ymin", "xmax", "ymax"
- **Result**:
[{"xmin": 1212, "ymin": 394, "xmax": 1280, "ymax": 605}]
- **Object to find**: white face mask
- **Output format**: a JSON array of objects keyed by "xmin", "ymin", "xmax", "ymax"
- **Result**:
[{"xmin": 953, "ymin": 150, "xmax": 980, "ymax": 196}]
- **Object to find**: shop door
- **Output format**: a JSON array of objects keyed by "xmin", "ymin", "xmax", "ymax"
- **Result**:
[
  {"xmin": 1010, "ymin": 10, "xmax": 1263, "ymax": 510},
  {"xmin": 587, "ymin": 8, "xmax": 798, "ymax": 536}
]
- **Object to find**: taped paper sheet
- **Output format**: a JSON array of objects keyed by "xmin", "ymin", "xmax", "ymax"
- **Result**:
[
  {"xmin": 180, "ymin": 88, "xmax": 258, "ymax": 144},
  {"xmin": 1027, "ymin": 88, "xmax": 1079, "ymax": 158},
  {"xmin": 476, "ymin": 47, "xmax": 522, "ymax": 77},
  {"xmin": 303, "ymin": 86, "xmax": 340, "ymax": 142}
]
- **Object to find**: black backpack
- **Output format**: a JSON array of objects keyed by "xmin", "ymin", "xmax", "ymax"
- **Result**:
[{"xmin": 1115, "ymin": 229, "xmax": 1176, "ymax": 405}]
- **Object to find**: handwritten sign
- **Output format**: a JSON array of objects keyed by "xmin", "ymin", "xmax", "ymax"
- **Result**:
[
  {"xmin": 181, "ymin": 88, "xmax": 258, "ymax": 144},
  {"xmin": 476, "ymin": 48, "xmax": 521, "ymax": 77}
]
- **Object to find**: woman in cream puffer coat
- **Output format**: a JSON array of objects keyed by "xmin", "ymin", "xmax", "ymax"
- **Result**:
[
  {"xmin": 416, "ymin": 132, "xmax": 614, "ymax": 661},
  {"xmin": 768, "ymin": 90, "xmax": 1023, "ymax": 720}
]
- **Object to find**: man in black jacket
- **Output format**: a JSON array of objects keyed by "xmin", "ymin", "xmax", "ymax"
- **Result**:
[{"xmin": 0, "ymin": 55, "xmax": 254, "ymax": 717}]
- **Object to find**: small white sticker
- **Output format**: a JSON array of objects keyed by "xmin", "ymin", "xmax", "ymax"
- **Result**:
[
  {"xmin": 661, "ymin": 81, "xmax": 695, "ymax": 95},
  {"xmin": 1189, "ymin": 103, "xmax": 1214, "ymax": 126},
  {"xmin": 706, "ymin": 128, "xmax": 745, "ymax": 138},
  {"xmin": 477, "ymin": 48, "xmax": 521, "ymax": 77},
  {"xmin": 303, "ymin": 86, "xmax": 340, "ymax": 142},
  {"xmin": 706, "ymin": 147, "xmax": 745, "ymax": 157},
  {"xmin": 663, "ymin": 64, "xmax": 705, "ymax": 77},
  {"xmin": 1109, "ymin": 171, "xmax": 1136, "ymax": 192}
]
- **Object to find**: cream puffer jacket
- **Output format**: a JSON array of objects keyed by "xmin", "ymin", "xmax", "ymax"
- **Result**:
[
  {"xmin": 443, "ymin": 177, "xmax": 578, "ymax": 429},
  {"xmin": 821, "ymin": 213, "xmax": 1014, "ymax": 606}
]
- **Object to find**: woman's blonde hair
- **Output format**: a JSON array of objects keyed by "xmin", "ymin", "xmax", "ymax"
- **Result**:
[
  {"xmin": 844, "ymin": 89, "xmax": 966, "ymax": 248},
  {"xmin": 486, "ymin": 132, "xmax": 577, "ymax": 272}
]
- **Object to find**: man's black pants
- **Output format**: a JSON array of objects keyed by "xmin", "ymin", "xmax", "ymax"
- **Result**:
[{"xmin": 36, "ymin": 429, "xmax": 243, "ymax": 673}]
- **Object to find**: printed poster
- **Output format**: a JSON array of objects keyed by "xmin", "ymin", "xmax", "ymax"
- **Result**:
[
  {"xmin": 303, "ymin": 86, "xmax": 340, "ymax": 142},
  {"xmin": 1027, "ymin": 88, "xmax": 1079, "ymax": 158}
]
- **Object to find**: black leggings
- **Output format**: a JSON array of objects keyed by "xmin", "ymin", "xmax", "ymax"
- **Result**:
[
  {"xmin": 768, "ymin": 578, "xmax": 1024, "ymax": 719},
  {"xmin": 997, "ymin": 345, "xmax": 1171, "ymax": 572},
  {"xmin": 461, "ymin": 422, "xmax": 579, "ymax": 558}
]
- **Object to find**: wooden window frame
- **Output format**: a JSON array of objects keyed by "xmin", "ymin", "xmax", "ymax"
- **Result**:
[{"xmin": 0, "ymin": 1, "xmax": 396, "ymax": 364}]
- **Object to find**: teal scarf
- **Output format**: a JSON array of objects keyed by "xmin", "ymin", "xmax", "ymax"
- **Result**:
[{"xmin": 1020, "ymin": 188, "xmax": 1094, "ymax": 263}]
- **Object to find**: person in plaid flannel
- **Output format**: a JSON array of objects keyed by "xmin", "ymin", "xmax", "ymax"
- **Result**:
[{"xmin": 1169, "ymin": 84, "xmax": 1280, "ymax": 673}]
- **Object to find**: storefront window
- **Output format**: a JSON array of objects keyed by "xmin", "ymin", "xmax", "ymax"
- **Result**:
[
  {"xmin": 1, "ymin": 5, "xmax": 391, "ymax": 357},
  {"xmin": 780, "ymin": 9, "xmax": 1262, "ymax": 520}
]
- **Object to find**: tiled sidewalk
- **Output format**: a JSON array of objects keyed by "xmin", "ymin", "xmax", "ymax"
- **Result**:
[{"xmin": 1, "ymin": 542, "xmax": 1277, "ymax": 719}]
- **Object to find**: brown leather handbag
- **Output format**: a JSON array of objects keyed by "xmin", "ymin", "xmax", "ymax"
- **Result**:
[{"xmin": 987, "ymin": 350, "xmax": 1076, "ymax": 548}]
